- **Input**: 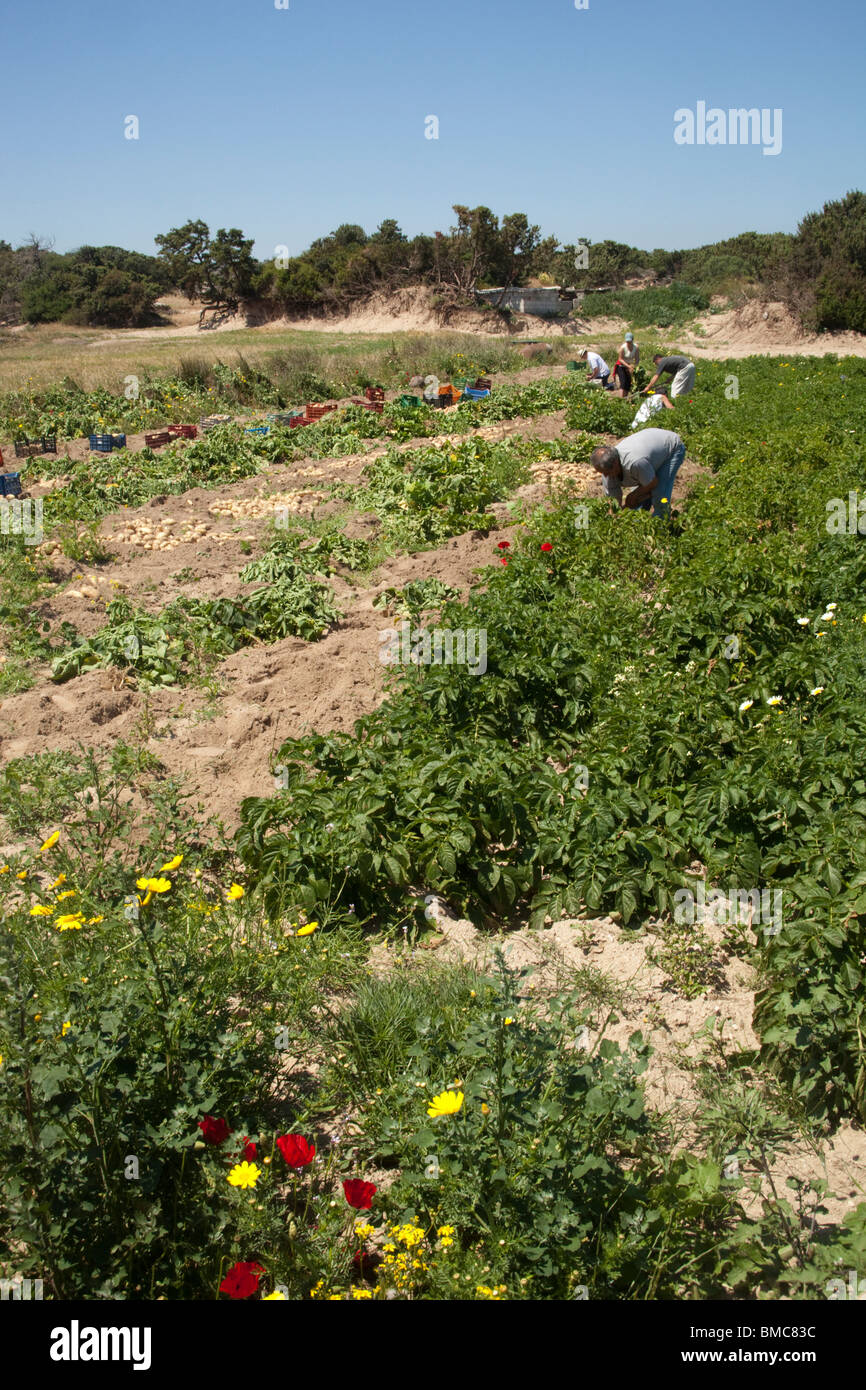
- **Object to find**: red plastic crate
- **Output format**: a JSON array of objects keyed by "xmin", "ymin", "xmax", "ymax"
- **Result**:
[
  {"xmin": 304, "ymin": 403, "xmax": 338, "ymax": 420},
  {"xmin": 364, "ymin": 386, "xmax": 385, "ymax": 402},
  {"xmin": 167, "ymin": 424, "xmax": 198, "ymax": 439},
  {"xmin": 144, "ymin": 431, "xmax": 172, "ymax": 448},
  {"xmin": 290, "ymin": 414, "xmax": 314, "ymax": 428}
]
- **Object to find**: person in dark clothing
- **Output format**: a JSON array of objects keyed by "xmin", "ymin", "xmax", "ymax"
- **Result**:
[{"xmin": 643, "ymin": 354, "xmax": 696, "ymax": 398}]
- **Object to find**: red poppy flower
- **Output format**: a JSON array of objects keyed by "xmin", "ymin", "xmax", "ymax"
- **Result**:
[
  {"xmin": 219, "ymin": 1261, "xmax": 264, "ymax": 1299},
  {"xmin": 497, "ymin": 540, "xmax": 510, "ymax": 550},
  {"xmin": 277, "ymin": 1133, "xmax": 316, "ymax": 1168},
  {"xmin": 343, "ymin": 1178, "xmax": 377, "ymax": 1210},
  {"xmin": 540, "ymin": 542, "xmax": 553, "ymax": 552},
  {"xmin": 198, "ymin": 1115, "xmax": 232, "ymax": 1145},
  {"xmin": 499, "ymin": 557, "xmax": 508, "ymax": 565},
  {"xmin": 242, "ymin": 1136, "xmax": 257, "ymax": 1162}
]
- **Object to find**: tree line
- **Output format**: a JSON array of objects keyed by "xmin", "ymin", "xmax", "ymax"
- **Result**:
[{"xmin": 2, "ymin": 191, "xmax": 865, "ymax": 334}]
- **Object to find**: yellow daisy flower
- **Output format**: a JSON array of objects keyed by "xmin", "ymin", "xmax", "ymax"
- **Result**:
[
  {"xmin": 56, "ymin": 913, "xmax": 85, "ymax": 931},
  {"xmin": 227, "ymin": 1161, "xmax": 261, "ymax": 1189},
  {"xmin": 427, "ymin": 1090, "xmax": 464, "ymax": 1118}
]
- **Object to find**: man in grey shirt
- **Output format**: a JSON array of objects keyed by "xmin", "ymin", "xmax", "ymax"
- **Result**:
[
  {"xmin": 644, "ymin": 354, "xmax": 696, "ymax": 398},
  {"xmin": 590, "ymin": 428, "xmax": 686, "ymax": 518}
]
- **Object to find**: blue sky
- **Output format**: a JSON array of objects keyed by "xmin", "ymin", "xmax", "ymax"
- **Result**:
[{"xmin": 2, "ymin": 0, "xmax": 863, "ymax": 260}]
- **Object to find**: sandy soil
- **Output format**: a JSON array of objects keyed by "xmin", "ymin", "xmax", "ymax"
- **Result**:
[
  {"xmin": 425, "ymin": 904, "xmax": 866, "ymax": 1229},
  {"xmin": 678, "ymin": 298, "xmax": 866, "ymax": 360},
  {"xmin": 75, "ymin": 288, "xmax": 866, "ymax": 361}
]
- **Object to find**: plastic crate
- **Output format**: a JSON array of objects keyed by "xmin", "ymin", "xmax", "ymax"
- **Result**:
[
  {"xmin": 397, "ymin": 394, "xmax": 422, "ymax": 409},
  {"xmin": 13, "ymin": 435, "xmax": 56, "ymax": 458},
  {"xmin": 144, "ymin": 431, "xmax": 172, "ymax": 448},
  {"xmin": 438, "ymin": 385, "xmax": 462, "ymax": 402},
  {"xmin": 167, "ymin": 424, "xmax": 198, "ymax": 440},
  {"xmin": 89, "ymin": 434, "xmax": 114, "ymax": 452},
  {"xmin": 304, "ymin": 403, "xmax": 337, "ymax": 420},
  {"xmin": 462, "ymin": 387, "xmax": 491, "ymax": 401},
  {"xmin": 245, "ymin": 425, "xmax": 270, "ymax": 435},
  {"xmin": 0, "ymin": 472, "xmax": 22, "ymax": 497},
  {"xmin": 364, "ymin": 386, "xmax": 385, "ymax": 403},
  {"xmin": 566, "ymin": 361, "xmax": 579, "ymax": 371},
  {"xmin": 289, "ymin": 414, "xmax": 313, "ymax": 429},
  {"xmin": 199, "ymin": 414, "xmax": 233, "ymax": 432},
  {"xmin": 268, "ymin": 411, "xmax": 303, "ymax": 426},
  {"xmin": 473, "ymin": 377, "xmax": 492, "ymax": 390}
]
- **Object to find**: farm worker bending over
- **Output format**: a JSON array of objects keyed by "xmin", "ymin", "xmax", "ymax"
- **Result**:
[
  {"xmin": 612, "ymin": 331, "xmax": 639, "ymax": 393},
  {"xmin": 578, "ymin": 347, "xmax": 611, "ymax": 388},
  {"xmin": 590, "ymin": 427, "xmax": 686, "ymax": 519},
  {"xmin": 630, "ymin": 390, "xmax": 674, "ymax": 428},
  {"xmin": 644, "ymin": 353, "xmax": 696, "ymax": 399}
]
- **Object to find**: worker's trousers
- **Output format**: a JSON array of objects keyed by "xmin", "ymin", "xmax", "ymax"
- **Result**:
[{"xmin": 648, "ymin": 443, "xmax": 686, "ymax": 517}]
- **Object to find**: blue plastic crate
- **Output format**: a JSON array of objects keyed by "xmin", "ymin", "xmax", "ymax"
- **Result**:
[
  {"xmin": 0, "ymin": 472, "xmax": 22, "ymax": 497},
  {"xmin": 462, "ymin": 387, "xmax": 491, "ymax": 401},
  {"xmin": 89, "ymin": 433, "xmax": 127, "ymax": 452},
  {"xmin": 245, "ymin": 425, "xmax": 269, "ymax": 435}
]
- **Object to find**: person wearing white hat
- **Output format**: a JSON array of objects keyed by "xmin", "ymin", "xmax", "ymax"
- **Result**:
[{"xmin": 578, "ymin": 347, "xmax": 611, "ymax": 388}]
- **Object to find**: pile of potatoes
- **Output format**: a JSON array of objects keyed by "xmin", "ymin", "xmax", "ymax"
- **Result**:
[
  {"xmin": 110, "ymin": 517, "xmax": 256, "ymax": 550},
  {"xmin": 65, "ymin": 574, "xmax": 125, "ymax": 602},
  {"xmin": 111, "ymin": 516, "xmax": 193, "ymax": 551},
  {"xmin": 529, "ymin": 459, "xmax": 594, "ymax": 486},
  {"xmin": 208, "ymin": 489, "xmax": 327, "ymax": 521}
]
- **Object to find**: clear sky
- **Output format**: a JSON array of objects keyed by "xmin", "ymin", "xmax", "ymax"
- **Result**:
[{"xmin": 2, "ymin": 0, "xmax": 863, "ymax": 259}]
